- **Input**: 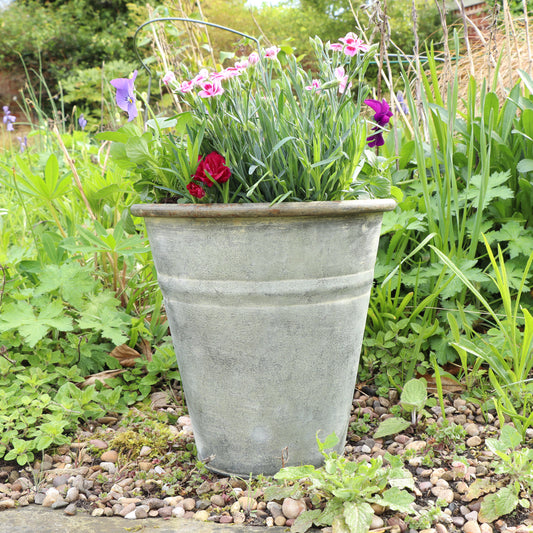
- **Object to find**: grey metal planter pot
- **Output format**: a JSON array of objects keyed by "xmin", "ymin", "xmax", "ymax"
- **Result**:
[{"xmin": 131, "ymin": 199, "xmax": 396, "ymax": 477}]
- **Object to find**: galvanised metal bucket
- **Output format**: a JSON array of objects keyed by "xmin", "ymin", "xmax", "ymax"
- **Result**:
[{"xmin": 131, "ymin": 199, "xmax": 396, "ymax": 476}]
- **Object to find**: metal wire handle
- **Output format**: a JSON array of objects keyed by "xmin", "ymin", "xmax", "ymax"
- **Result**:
[{"xmin": 133, "ymin": 17, "xmax": 261, "ymax": 122}]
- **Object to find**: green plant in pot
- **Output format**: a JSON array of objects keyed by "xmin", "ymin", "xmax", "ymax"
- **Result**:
[{"xmin": 104, "ymin": 19, "xmax": 397, "ymax": 477}]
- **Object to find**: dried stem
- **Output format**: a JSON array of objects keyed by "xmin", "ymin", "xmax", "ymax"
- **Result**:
[
  {"xmin": 524, "ymin": 0, "xmax": 532, "ymax": 75},
  {"xmin": 52, "ymin": 125, "xmax": 97, "ymax": 222},
  {"xmin": 455, "ymin": 0, "xmax": 475, "ymax": 76}
]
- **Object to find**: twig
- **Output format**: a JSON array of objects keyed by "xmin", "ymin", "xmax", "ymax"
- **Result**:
[{"xmin": 0, "ymin": 346, "xmax": 16, "ymax": 366}]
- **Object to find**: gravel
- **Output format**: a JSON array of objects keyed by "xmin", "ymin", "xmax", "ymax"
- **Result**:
[{"xmin": 1, "ymin": 387, "xmax": 532, "ymax": 532}]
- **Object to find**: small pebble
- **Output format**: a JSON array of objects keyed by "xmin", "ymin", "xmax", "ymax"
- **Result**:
[
  {"xmin": 233, "ymin": 512, "xmax": 246, "ymax": 525},
  {"xmin": 41, "ymin": 488, "xmax": 61, "ymax": 507},
  {"xmin": 194, "ymin": 510, "xmax": 210, "ymax": 521},
  {"xmin": 274, "ymin": 515, "xmax": 287, "ymax": 526},
  {"xmin": 171, "ymin": 506, "xmax": 185, "ymax": 518},
  {"xmin": 89, "ymin": 439, "xmax": 108, "ymax": 449},
  {"xmin": 99, "ymin": 462, "xmax": 116, "ymax": 474},
  {"xmin": 464, "ymin": 520, "xmax": 482, "ymax": 533},
  {"xmin": 0, "ymin": 499, "xmax": 15, "ymax": 510},
  {"xmin": 466, "ymin": 436, "xmax": 483, "ymax": 447},
  {"xmin": 100, "ymin": 450, "xmax": 118, "ymax": 463},
  {"xmin": 181, "ymin": 498, "xmax": 196, "ymax": 511},
  {"xmin": 139, "ymin": 446, "xmax": 152, "ymax": 457},
  {"xmin": 282, "ymin": 497, "xmax": 306, "ymax": 519},
  {"xmin": 465, "ymin": 423, "xmax": 480, "ymax": 437},
  {"xmin": 238, "ymin": 496, "xmax": 257, "ymax": 512},
  {"xmin": 64, "ymin": 503, "xmax": 77, "ymax": 516},
  {"xmin": 371, "ymin": 516, "xmax": 385, "ymax": 529},
  {"xmin": 405, "ymin": 440, "xmax": 427, "ymax": 452}
]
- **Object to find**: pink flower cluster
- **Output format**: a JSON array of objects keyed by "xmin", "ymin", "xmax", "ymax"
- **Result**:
[
  {"xmin": 329, "ymin": 32, "xmax": 370, "ymax": 56},
  {"xmin": 163, "ymin": 46, "xmax": 281, "ymax": 100},
  {"xmin": 304, "ymin": 66, "xmax": 352, "ymax": 94}
]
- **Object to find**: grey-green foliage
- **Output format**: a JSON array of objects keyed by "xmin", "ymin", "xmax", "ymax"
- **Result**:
[{"xmin": 267, "ymin": 433, "xmax": 415, "ymax": 533}]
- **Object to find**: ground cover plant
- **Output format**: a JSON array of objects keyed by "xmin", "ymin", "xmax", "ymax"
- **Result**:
[{"xmin": 1, "ymin": 1, "xmax": 533, "ymax": 531}]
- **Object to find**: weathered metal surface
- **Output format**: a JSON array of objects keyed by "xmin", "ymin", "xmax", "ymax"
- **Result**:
[{"xmin": 136, "ymin": 199, "xmax": 394, "ymax": 476}]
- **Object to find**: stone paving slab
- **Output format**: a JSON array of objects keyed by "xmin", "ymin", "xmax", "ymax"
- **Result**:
[{"xmin": 0, "ymin": 505, "xmax": 287, "ymax": 533}]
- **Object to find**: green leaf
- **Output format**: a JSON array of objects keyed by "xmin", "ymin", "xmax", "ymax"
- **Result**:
[
  {"xmin": 517, "ymin": 159, "xmax": 533, "ymax": 174},
  {"xmin": 95, "ymin": 131, "xmax": 130, "ymax": 143},
  {"xmin": 317, "ymin": 499, "xmax": 344, "ymax": 526},
  {"xmin": 400, "ymin": 378, "xmax": 427, "ymax": 412},
  {"xmin": 387, "ymin": 467, "xmax": 416, "ymax": 491},
  {"xmin": 274, "ymin": 465, "xmax": 317, "ymax": 481},
  {"xmin": 377, "ymin": 487, "xmax": 415, "ymax": 513},
  {"xmin": 34, "ymin": 263, "xmax": 98, "ymax": 309},
  {"xmin": 77, "ymin": 292, "xmax": 129, "ymax": 345},
  {"xmin": 44, "ymin": 153, "xmax": 59, "ymax": 184},
  {"xmin": 291, "ymin": 509, "xmax": 322, "ymax": 533},
  {"xmin": 146, "ymin": 117, "xmax": 178, "ymax": 131},
  {"xmin": 342, "ymin": 501, "xmax": 374, "ymax": 533},
  {"xmin": 318, "ymin": 432, "xmax": 340, "ymax": 452},
  {"xmin": 0, "ymin": 300, "xmax": 73, "ymax": 347},
  {"xmin": 373, "ymin": 417, "xmax": 411, "ymax": 439},
  {"xmin": 499, "ymin": 425, "xmax": 522, "ymax": 450},
  {"xmin": 480, "ymin": 486, "xmax": 519, "ymax": 522},
  {"xmin": 126, "ymin": 136, "xmax": 152, "ymax": 164},
  {"xmin": 263, "ymin": 484, "xmax": 300, "ymax": 501}
]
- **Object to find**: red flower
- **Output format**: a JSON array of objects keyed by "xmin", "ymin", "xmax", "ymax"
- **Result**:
[
  {"xmin": 194, "ymin": 152, "xmax": 231, "ymax": 187},
  {"xmin": 186, "ymin": 181, "xmax": 206, "ymax": 199}
]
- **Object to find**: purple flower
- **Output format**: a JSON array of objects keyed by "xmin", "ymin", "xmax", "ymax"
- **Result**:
[
  {"xmin": 3, "ymin": 105, "xmax": 16, "ymax": 131},
  {"xmin": 364, "ymin": 99, "xmax": 392, "ymax": 148},
  {"xmin": 364, "ymin": 98, "xmax": 393, "ymax": 127},
  {"xmin": 110, "ymin": 70, "xmax": 138, "ymax": 122},
  {"xmin": 367, "ymin": 132, "xmax": 385, "ymax": 148},
  {"xmin": 397, "ymin": 91, "xmax": 409, "ymax": 115},
  {"xmin": 17, "ymin": 136, "xmax": 28, "ymax": 153},
  {"xmin": 78, "ymin": 114, "xmax": 87, "ymax": 130}
]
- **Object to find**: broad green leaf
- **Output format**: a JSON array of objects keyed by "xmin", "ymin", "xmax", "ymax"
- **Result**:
[
  {"xmin": 342, "ymin": 501, "xmax": 374, "ymax": 533},
  {"xmin": 319, "ymin": 432, "xmax": 340, "ymax": 452},
  {"xmin": 377, "ymin": 487, "xmax": 415, "ymax": 513},
  {"xmin": 291, "ymin": 510, "xmax": 322, "ymax": 533},
  {"xmin": 263, "ymin": 484, "xmax": 300, "ymax": 501},
  {"xmin": 464, "ymin": 478, "xmax": 495, "ymax": 501},
  {"xmin": 316, "ymin": 499, "xmax": 344, "ymax": 526},
  {"xmin": 499, "ymin": 425, "xmax": 522, "ymax": 450},
  {"xmin": 44, "ymin": 153, "xmax": 59, "ymax": 184},
  {"xmin": 274, "ymin": 465, "xmax": 317, "ymax": 481},
  {"xmin": 517, "ymin": 159, "xmax": 533, "ymax": 174},
  {"xmin": 126, "ymin": 136, "xmax": 152, "ymax": 164},
  {"xmin": 373, "ymin": 417, "xmax": 411, "ymax": 439},
  {"xmin": 95, "ymin": 131, "xmax": 130, "ymax": 143},
  {"xmin": 480, "ymin": 486, "xmax": 518, "ymax": 522},
  {"xmin": 400, "ymin": 378, "xmax": 427, "ymax": 412},
  {"xmin": 146, "ymin": 117, "xmax": 178, "ymax": 131},
  {"xmin": 0, "ymin": 300, "xmax": 73, "ymax": 347},
  {"xmin": 387, "ymin": 467, "xmax": 416, "ymax": 491},
  {"xmin": 332, "ymin": 516, "xmax": 351, "ymax": 533}
]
